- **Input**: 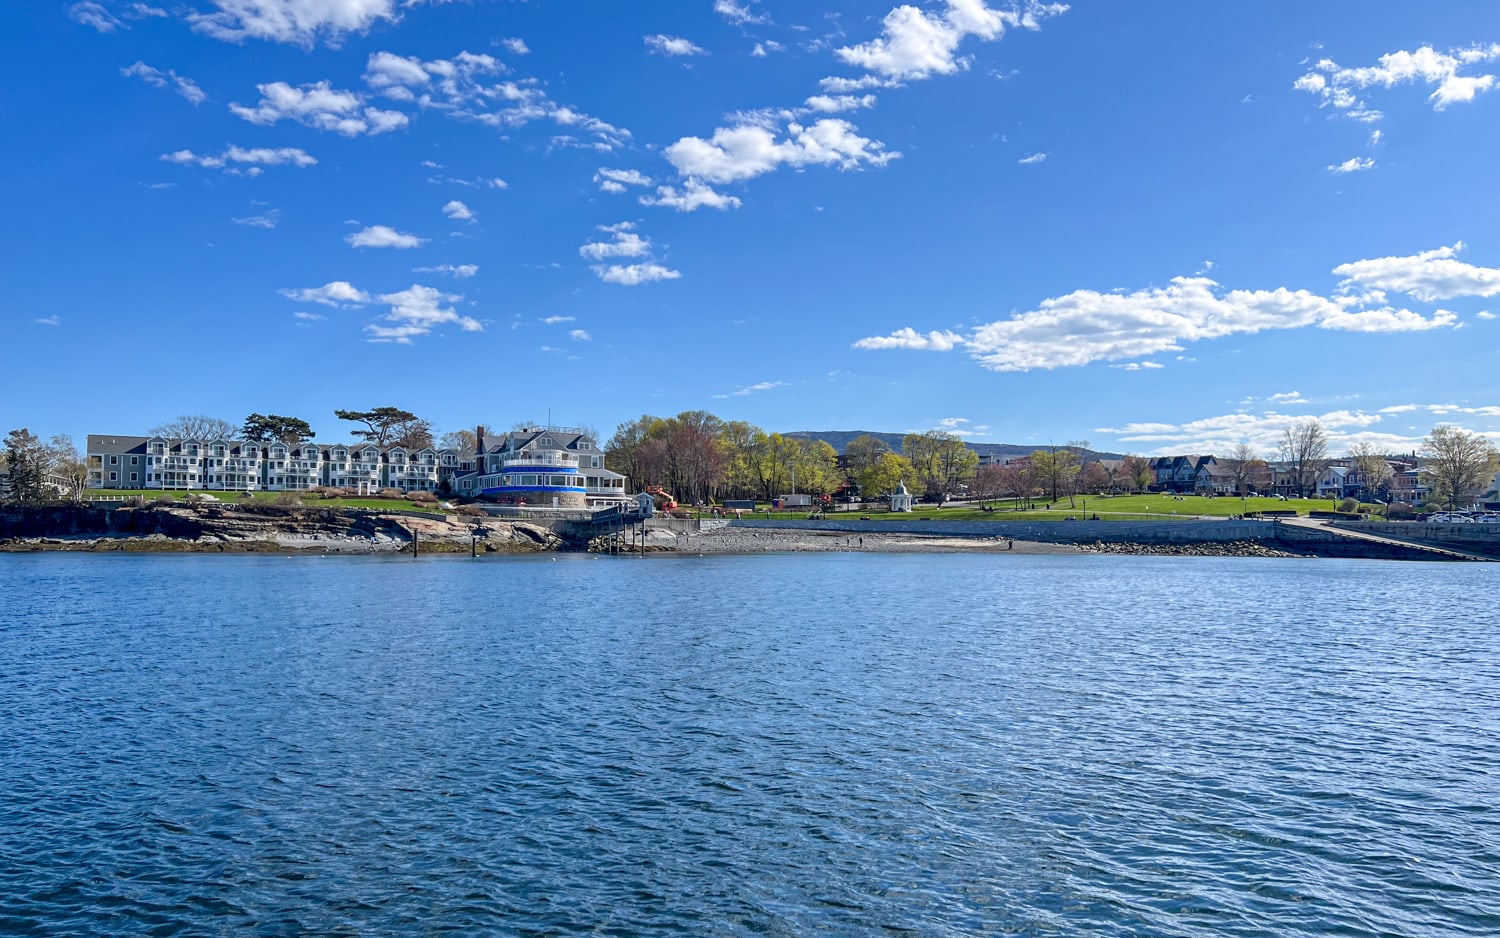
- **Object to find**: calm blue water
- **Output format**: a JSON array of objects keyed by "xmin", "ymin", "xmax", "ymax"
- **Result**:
[{"xmin": 1, "ymin": 552, "xmax": 1497, "ymax": 936}]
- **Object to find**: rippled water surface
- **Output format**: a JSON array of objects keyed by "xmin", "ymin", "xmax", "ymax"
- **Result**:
[{"xmin": 2, "ymin": 552, "xmax": 1498, "ymax": 935}]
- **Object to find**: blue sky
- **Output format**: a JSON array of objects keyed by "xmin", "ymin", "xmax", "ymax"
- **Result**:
[{"xmin": 5, "ymin": 0, "xmax": 1499, "ymax": 456}]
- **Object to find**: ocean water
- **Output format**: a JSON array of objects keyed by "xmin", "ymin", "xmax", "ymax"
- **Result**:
[{"xmin": 1, "ymin": 552, "xmax": 1497, "ymax": 936}]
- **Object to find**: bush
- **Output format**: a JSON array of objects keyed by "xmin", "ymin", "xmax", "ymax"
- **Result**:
[
  {"xmin": 122, "ymin": 496, "xmax": 146, "ymax": 508},
  {"xmin": 1338, "ymin": 497, "xmax": 1359, "ymax": 513},
  {"xmin": 274, "ymin": 492, "xmax": 302, "ymax": 508},
  {"xmin": 455, "ymin": 503, "xmax": 488, "ymax": 517},
  {"xmin": 377, "ymin": 488, "xmax": 404, "ymax": 499},
  {"xmin": 154, "ymin": 494, "xmax": 176, "ymax": 505},
  {"xmin": 406, "ymin": 490, "xmax": 438, "ymax": 503}
]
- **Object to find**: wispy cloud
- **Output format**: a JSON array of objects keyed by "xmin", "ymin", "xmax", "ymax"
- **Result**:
[
  {"xmin": 714, "ymin": 380, "xmax": 786, "ymax": 398},
  {"xmin": 121, "ymin": 61, "xmax": 206, "ymax": 104},
  {"xmin": 1018, "ymin": 151, "xmax": 1048, "ymax": 165},
  {"xmin": 280, "ymin": 281, "xmax": 371, "ymax": 307},
  {"xmin": 160, "ymin": 145, "xmax": 316, "ymax": 175},
  {"xmin": 33, "ymin": 315, "xmax": 62, "ymax": 326},
  {"xmin": 1328, "ymin": 156, "xmax": 1375, "ymax": 174},
  {"xmin": 346, "ymin": 225, "xmax": 428, "ymax": 249},
  {"xmin": 645, "ymin": 34, "xmax": 707, "ymax": 57},
  {"xmin": 413, "ymin": 263, "xmax": 478, "ymax": 278},
  {"xmin": 231, "ymin": 208, "xmax": 280, "ymax": 228}
]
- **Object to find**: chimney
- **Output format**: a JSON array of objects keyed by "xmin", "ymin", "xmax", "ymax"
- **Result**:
[{"xmin": 476, "ymin": 425, "xmax": 485, "ymax": 456}]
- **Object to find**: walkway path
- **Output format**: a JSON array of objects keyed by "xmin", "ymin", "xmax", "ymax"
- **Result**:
[{"xmin": 1278, "ymin": 517, "xmax": 1494, "ymax": 562}]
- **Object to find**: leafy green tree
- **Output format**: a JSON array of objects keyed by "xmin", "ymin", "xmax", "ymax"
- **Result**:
[
  {"xmin": 335, "ymin": 407, "xmax": 431, "ymax": 448},
  {"xmin": 858, "ymin": 452, "xmax": 913, "ymax": 501},
  {"xmin": 903, "ymin": 430, "xmax": 976, "ymax": 500},
  {"xmin": 242, "ymin": 414, "xmax": 316, "ymax": 444},
  {"xmin": 3, "ymin": 428, "xmax": 48, "ymax": 503},
  {"xmin": 843, "ymin": 435, "xmax": 892, "ymax": 477},
  {"xmin": 1029, "ymin": 446, "xmax": 1081, "ymax": 503}
]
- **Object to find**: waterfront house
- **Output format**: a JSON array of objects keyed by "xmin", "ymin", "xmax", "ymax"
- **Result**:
[{"xmin": 454, "ymin": 426, "xmax": 627, "ymax": 508}]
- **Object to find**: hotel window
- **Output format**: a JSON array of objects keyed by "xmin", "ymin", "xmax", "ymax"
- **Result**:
[
  {"xmin": 109, "ymin": 471, "xmax": 118, "ymax": 482},
  {"xmin": 110, "ymin": 455, "xmax": 118, "ymax": 465},
  {"xmin": 130, "ymin": 473, "xmax": 138, "ymax": 482}
]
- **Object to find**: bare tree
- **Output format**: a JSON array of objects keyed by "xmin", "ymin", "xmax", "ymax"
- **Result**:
[
  {"xmin": 1421, "ymin": 425, "xmax": 1499, "ymax": 510},
  {"xmin": 1223, "ymin": 441, "xmax": 1269, "ymax": 496},
  {"xmin": 47, "ymin": 434, "xmax": 89, "ymax": 499},
  {"xmin": 1279, "ymin": 419, "xmax": 1330, "ymax": 497},
  {"xmin": 1349, "ymin": 441, "xmax": 1394, "ymax": 499},
  {"xmin": 1121, "ymin": 455, "xmax": 1152, "ymax": 493},
  {"xmin": 150, "ymin": 415, "xmax": 237, "ymax": 440},
  {"xmin": 972, "ymin": 462, "xmax": 1004, "ymax": 508}
]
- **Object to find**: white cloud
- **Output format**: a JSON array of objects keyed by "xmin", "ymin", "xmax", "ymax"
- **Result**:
[
  {"xmin": 803, "ymin": 93, "xmax": 878, "ymax": 113},
  {"xmin": 187, "ymin": 0, "xmax": 398, "ymax": 45},
  {"xmin": 645, "ymin": 34, "xmax": 707, "ymax": 56},
  {"xmin": 579, "ymin": 224, "xmax": 652, "ymax": 260},
  {"xmin": 639, "ymin": 180, "xmax": 742, "ymax": 212},
  {"xmin": 1478, "ymin": 311, "xmax": 1496, "ymax": 320},
  {"xmin": 498, "ymin": 37, "xmax": 529, "ymax": 55},
  {"xmin": 1110, "ymin": 361, "xmax": 1165, "ymax": 371},
  {"xmin": 1018, "ymin": 151, "xmax": 1047, "ymax": 164},
  {"xmin": 361, "ymin": 49, "xmax": 631, "ymax": 151},
  {"xmin": 346, "ymin": 225, "xmax": 427, "ymax": 249},
  {"xmin": 818, "ymin": 74, "xmax": 900, "ymax": 93},
  {"xmin": 280, "ymin": 281, "xmax": 371, "ymax": 306},
  {"xmin": 160, "ymin": 145, "xmax": 317, "ymax": 173},
  {"xmin": 852, "ymin": 327, "xmax": 965, "ymax": 351},
  {"xmin": 594, "ymin": 167, "xmax": 652, "ymax": 193},
  {"xmin": 856, "ymin": 261, "xmax": 1461, "ymax": 371},
  {"xmin": 1295, "ymin": 44, "xmax": 1500, "ymax": 118},
  {"xmin": 715, "ymin": 0, "xmax": 767, "ymax": 26},
  {"xmin": 231, "ymin": 208, "xmax": 280, "ymax": 228},
  {"xmin": 34, "ymin": 315, "xmax": 62, "ymax": 326},
  {"xmin": 1268, "ymin": 391, "xmax": 1309, "ymax": 404},
  {"xmin": 1332, "ymin": 242, "xmax": 1500, "ymax": 302},
  {"xmin": 366, "ymin": 284, "xmax": 483, "ymax": 343},
  {"xmin": 1096, "ymin": 407, "xmax": 1418, "ymax": 456},
  {"xmin": 568, "ymin": 329, "xmax": 591, "ymax": 341},
  {"xmin": 751, "ymin": 42, "xmax": 782, "ymax": 58},
  {"xmin": 593, "ymin": 263, "xmax": 681, "ymax": 286},
  {"xmin": 714, "ymin": 380, "xmax": 786, "ymax": 399},
  {"xmin": 442, "ymin": 199, "xmax": 476, "ymax": 222},
  {"xmin": 293, "ymin": 311, "xmax": 325, "ymax": 320},
  {"xmin": 121, "ymin": 61, "xmax": 207, "ymax": 104},
  {"xmin": 1328, "ymin": 156, "xmax": 1375, "ymax": 174},
  {"xmin": 413, "ymin": 263, "xmax": 478, "ymax": 278},
  {"xmin": 230, "ymin": 80, "xmax": 407, "ymax": 136},
  {"xmin": 834, "ymin": 0, "xmax": 1067, "ymax": 81},
  {"xmin": 70, "ymin": 2, "xmax": 122, "ymax": 31},
  {"xmin": 541, "ymin": 315, "xmax": 574, "ymax": 324},
  {"xmin": 665, "ymin": 118, "xmax": 899, "ymax": 184}
]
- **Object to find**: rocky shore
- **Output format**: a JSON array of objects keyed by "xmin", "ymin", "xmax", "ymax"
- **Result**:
[
  {"xmin": 0, "ymin": 505, "xmax": 562, "ymax": 554},
  {"xmin": 1076, "ymin": 540, "xmax": 1311, "ymax": 558}
]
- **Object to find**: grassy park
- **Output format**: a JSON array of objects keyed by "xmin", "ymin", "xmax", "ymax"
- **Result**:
[{"xmin": 739, "ymin": 493, "xmax": 1366, "ymax": 522}]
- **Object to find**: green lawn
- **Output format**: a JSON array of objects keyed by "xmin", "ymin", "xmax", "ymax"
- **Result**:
[
  {"xmin": 720, "ymin": 493, "xmax": 1361, "ymax": 522},
  {"xmin": 80, "ymin": 489, "xmax": 448, "ymax": 515}
]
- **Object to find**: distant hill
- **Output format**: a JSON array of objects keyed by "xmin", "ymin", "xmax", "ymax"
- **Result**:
[{"xmin": 784, "ymin": 431, "xmax": 1124, "ymax": 462}]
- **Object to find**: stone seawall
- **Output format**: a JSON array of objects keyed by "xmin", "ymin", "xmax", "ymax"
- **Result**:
[
  {"xmin": 1329, "ymin": 521, "xmax": 1500, "ymax": 558},
  {"xmin": 726, "ymin": 518, "xmax": 1277, "ymax": 544}
]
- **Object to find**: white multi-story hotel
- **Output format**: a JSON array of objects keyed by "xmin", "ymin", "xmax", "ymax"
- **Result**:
[{"xmin": 86, "ymin": 435, "xmax": 472, "ymax": 494}]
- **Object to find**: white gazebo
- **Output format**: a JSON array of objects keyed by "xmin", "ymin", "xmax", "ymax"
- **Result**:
[{"xmin": 889, "ymin": 480, "xmax": 914, "ymax": 513}]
